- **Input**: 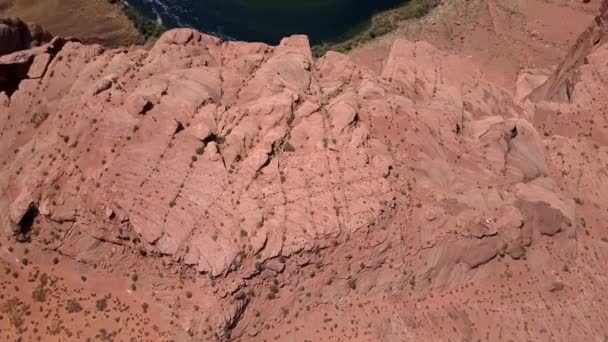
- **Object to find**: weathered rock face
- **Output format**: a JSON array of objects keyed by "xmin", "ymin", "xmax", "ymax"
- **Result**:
[
  {"xmin": 1, "ymin": 2, "xmax": 608, "ymax": 339},
  {"xmin": 0, "ymin": 17, "xmax": 52, "ymax": 55}
]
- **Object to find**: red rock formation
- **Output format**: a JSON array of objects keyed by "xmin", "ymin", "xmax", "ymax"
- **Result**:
[
  {"xmin": 0, "ymin": 2, "xmax": 607, "ymax": 340},
  {"xmin": 528, "ymin": 0, "xmax": 608, "ymax": 102}
]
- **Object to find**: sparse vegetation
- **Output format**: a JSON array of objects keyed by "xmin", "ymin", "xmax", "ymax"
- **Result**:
[
  {"xmin": 96, "ymin": 328, "xmax": 117, "ymax": 341},
  {"xmin": 283, "ymin": 142, "xmax": 296, "ymax": 152},
  {"xmin": 32, "ymin": 286, "xmax": 47, "ymax": 302},
  {"xmin": 96, "ymin": 298, "xmax": 108, "ymax": 311},
  {"xmin": 267, "ymin": 284, "xmax": 279, "ymax": 299},
  {"xmin": 31, "ymin": 111, "xmax": 50, "ymax": 128},
  {"xmin": 1, "ymin": 297, "xmax": 28, "ymax": 329},
  {"xmin": 124, "ymin": 6, "xmax": 165, "ymax": 43},
  {"xmin": 311, "ymin": 0, "xmax": 440, "ymax": 58},
  {"xmin": 65, "ymin": 299, "xmax": 83, "ymax": 313}
]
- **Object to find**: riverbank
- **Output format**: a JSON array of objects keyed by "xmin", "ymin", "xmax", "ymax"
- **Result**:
[
  {"xmin": 311, "ymin": 0, "xmax": 439, "ymax": 57},
  {"xmin": 122, "ymin": 4, "xmax": 165, "ymax": 44},
  {"xmin": 0, "ymin": 0, "xmax": 437, "ymax": 56}
]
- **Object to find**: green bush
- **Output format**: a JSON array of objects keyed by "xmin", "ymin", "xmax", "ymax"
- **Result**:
[
  {"xmin": 312, "ymin": 0, "xmax": 440, "ymax": 58},
  {"xmin": 124, "ymin": 7, "xmax": 166, "ymax": 42}
]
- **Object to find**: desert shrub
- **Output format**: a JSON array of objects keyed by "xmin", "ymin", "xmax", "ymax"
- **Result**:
[
  {"xmin": 283, "ymin": 142, "xmax": 296, "ymax": 152},
  {"xmin": 267, "ymin": 284, "xmax": 279, "ymax": 299},
  {"xmin": 65, "ymin": 299, "xmax": 82, "ymax": 313},
  {"xmin": 39, "ymin": 273, "xmax": 49, "ymax": 287},
  {"xmin": 31, "ymin": 112, "xmax": 49, "ymax": 128},
  {"xmin": 32, "ymin": 287, "xmax": 47, "ymax": 302},
  {"xmin": 96, "ymin": 328, "xmax": 116, "ymax": 341},
  {"xmin": 96, "ymin": 298, "xmax": 107, "ymax": 311},
  {"xmin": 1, "ymin": 297, "xmax": 27, "ymax": 329}
]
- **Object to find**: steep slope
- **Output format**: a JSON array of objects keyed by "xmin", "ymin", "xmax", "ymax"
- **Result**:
[
  {"xmin": 527, "ymin": 0, "xmax": 607, "ymax": 102},
  {"xmin": 0, "ymin": 17, "xmax": 51, "ymax": 55},
  {"xmin": 0, "ymin": 0, "xmax": 142, "ymax": 47},
  {"xmin": 0, "ymin": 2, "xmax": 607, "ymax": 340},
  {"xmin": 350, "ymin": 0, "xmax": 600, "ymax": 93}
]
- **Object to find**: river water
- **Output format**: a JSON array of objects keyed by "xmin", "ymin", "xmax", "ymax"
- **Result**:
[{"xmin": 128, "ymin": 0, "xmax": 404, "ymax": 44}]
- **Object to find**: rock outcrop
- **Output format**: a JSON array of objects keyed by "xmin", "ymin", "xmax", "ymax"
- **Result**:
[
  {"xmin": 0, "ymin": 17, "xmax": 55, "ymax": 96},
  {"xmin": 1, "ymin": 2, "xmax": 607, "ymax": 340},
  {"xmin": 0, "ymin": 17, "xmax": 52, "ymax": 55},
  {"xmin": 527, "ymin": 0, "xmax": 608, "ymax": 102}
]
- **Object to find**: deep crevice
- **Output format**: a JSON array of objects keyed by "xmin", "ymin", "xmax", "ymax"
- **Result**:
[
  {"xmin": 201, "ymin": 133, "xmax": 226, "ymax": 145},
  {"xmin": 141, "ymin": 100, "xmax": 154, "ymax": 114},
  {"xmin": 0, "ymin": 37, "xmax": 71, "ymax": 97},
  {"xmin": 510, "ymin": 126, "xmax": 518, "ymax": 139},
  {"xmin": 16, "ymin": 204, "xmax": 39, "ymax": 243},
  {"xmin": 174, "ymin": 121, "xmax": 185, "ymax": 135},
  {"xmin": 0, "ymin": 63, "xmax": 31, "ymax": 96}
]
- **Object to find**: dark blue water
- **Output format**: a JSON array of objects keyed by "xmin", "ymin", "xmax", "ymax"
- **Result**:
[{"xmin": 128, "ymin": 0, "xmax": 404, "ymax": 44}]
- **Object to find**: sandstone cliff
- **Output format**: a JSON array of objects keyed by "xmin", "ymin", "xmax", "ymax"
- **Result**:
[{"xmin": 0, "ymin": 2, "xmax": 607, "ymax": 340}]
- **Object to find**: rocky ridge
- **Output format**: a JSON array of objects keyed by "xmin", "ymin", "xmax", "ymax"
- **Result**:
[{"xmin": 0, "ymin": 2, "xmax": 607, "ymax": 340}]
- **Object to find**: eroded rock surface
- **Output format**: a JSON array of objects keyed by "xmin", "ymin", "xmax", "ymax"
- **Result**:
[{"xmin": 1, "ymin": 2, "xmax": 608, "ymax": 340}]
